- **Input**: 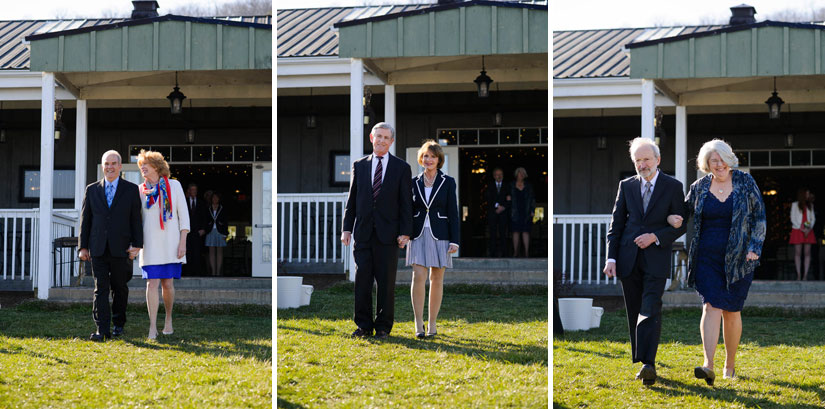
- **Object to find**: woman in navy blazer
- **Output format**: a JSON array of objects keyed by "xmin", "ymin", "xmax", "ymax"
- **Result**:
[{"xmin": 406, "ymin": 140, "xmax": 460, "ymax": 339}]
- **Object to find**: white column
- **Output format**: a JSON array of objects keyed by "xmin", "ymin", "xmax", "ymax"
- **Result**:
[
  {"xmin": 348, "ymin": 58, "xmax": 364, "ymax": 281},
  {"xmin": 38, "ymin": 72, "xmax": 55, "ymax": 300},
  {"xmin": 74, "ymin": 99, "xmax": 87, "ymax": 211},
  {"xmin": 641, "ymin": 79, "xmax": 655, "ymax": 140},
  {"xmin": 385, "ymin": 84, "xmax": 396, "ymax": 156},
  {"xmin": 675, "ymin": 105, "xmax": 688, "ymax": 191}
]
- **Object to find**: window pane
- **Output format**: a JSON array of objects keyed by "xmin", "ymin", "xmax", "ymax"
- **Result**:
[
  {"xmin": 814, "ymin": 151, "xmax": 825, "ymax": 166},
  {"xmin": 171, "ymin": 146, "xmax": 191, "ymax": 162},
  {"xmin": 255, "ymin": 146, "xmax": 272, "ymax": 162},
  {"xmin": 458, "ymin": 129, "xmax": 478, "ymax": 145},
  {"xmin": 235, "ymin": 145, "xmax": 254, "ymax": 161},
  {"xmin": 735, "ymin": 151, "xmax": 749, "ymax": 167},
  {"xmin": 150, "ymin": 146, "xmax": 171, "ymax": 161},
  {"xmin": 500, "ymin": 128, "xmax": 518, "ymax": 144},
  {"xmin": 438, "ymin": 129, "xmax": 456, "ymax": 145},
  {"xmin": 750, "ymin": 151, "xmax": 769, "ymax": 166},
  {"xmin": 129, "ymin": 146, "xmax": 150, "ymax": 163},
  {"xmin": 791, "ymin": 150, "xmax": 811, "ymax": 166},
  {"xmin": 193, "ymin": 146, "xmax": 212, "ymax": 162},
  {"xmin": 213, "ymin": 145, "xmax": 233, "ymax": 162},
  {"xmin": 770, "ymin": 151, "xmax": 789, "ymax": 166},
  {"xmin": 479, "ymin": 129, "xmax": 497, "ymax": 145},
  {"xmin": 520, "ymin": 128, "xmax": 540, "ymax": 144}
]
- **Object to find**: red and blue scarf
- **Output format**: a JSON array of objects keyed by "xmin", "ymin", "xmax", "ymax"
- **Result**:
[{"xmin": 143, "ymin": 176, "xmax": 173, "ymax": 230}]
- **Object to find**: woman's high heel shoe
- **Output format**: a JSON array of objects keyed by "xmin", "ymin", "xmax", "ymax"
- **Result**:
[
  {"xmin": 415, "ymin": 324, "xmax": 426, "ymax": 339},
  {"xmin": 694, "ymin": 366, "xmax": 716, "ymax": 386}
]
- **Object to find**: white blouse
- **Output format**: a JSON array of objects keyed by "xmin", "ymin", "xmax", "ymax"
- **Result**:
[{"xmin": 138, "ymin": 178, "xmax": 190, "ymax": 267}]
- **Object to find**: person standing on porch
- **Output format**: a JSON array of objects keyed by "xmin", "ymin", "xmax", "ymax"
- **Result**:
[
  {"xmin": 668, "ymin": 139, "xmax": 766, "ymax": 384},
  {"xmin": 341, "ymin": 122, "xmax": 413, "ymax": 340},
  {"xmin": 137, "ymin": 150, "xmax": 189, "ymax": 340},
  {"xmin": 510, "ymin": 167, "xmax": 535, "ymax": 257},
  {"xmin": 790, "ymin": 187, "xmax": 816, "ymax": 281},
  {"xmin": 79, "ymin": 150, "xmax": 143, "ymax": 342},
  {"xmin": 604, "ymin": 137, "xmax": 687, "ymax": 386},
  {"xmin": 204, "ymin": 192, "xmax": 229, "ymax": 276},
  {"xmin": 485, "ymin": 167, "xmax": 510, "ymax": 257},
  {"xmin": 407, "ymin": 140, "xmax": 459, "ymax": 339},
  {"xmin": 183, "ymin": 183, "xmax": 206, "ymax": 276}
]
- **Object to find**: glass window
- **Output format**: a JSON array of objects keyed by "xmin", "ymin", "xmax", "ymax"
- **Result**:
[
  {"xmin": 171, "ymin": 146, "xmax": 191, "ymax": 162},
  {"xmin": 814, "ymin": 150, "xmax": 825, "ymax": 166},
  {"xmin": 735, "ymin": 151, "xmax": 749, "ymax": 167},
  {"xmin": 193, "ymin": 146, "xmax": 212, "ymax": 162},
  {"xmin": 770, "ymin": 151, "xmax": 790, "ymax": 166},
  {"xmin": 235, "ymin": 145, "xmax": 254, "ymax": 161},
  {"xmin": 750, "ymin": 151, "xmax": 769, "ymax": 166},
  {"xmin": 22, "ymin": 169, "xmax": 75, "ymax": 200},
  {"xmin": 479, "ymin": 129, "xmax": 498, "ymax": 145},
  {"xmin": 438, "ymin": 129, "xmax": 457, "ymax": 145},
  {"xmin": 150, "ymin": 146, "xmax": 171, "ymax": 161},
  {"xmin": 458, "ymin": 129, "xmax": 478, "ymax": 145},
  {"xmin": 541, "ymin": 128, "xmax": 548, "ymax": 144},
  {"xmin": 213, "ymin": 145, "xmax": 233, "ymax": 162},
  {"xmin": 500, "ymin": 128, "xmax": 519, "ymax": 144},
  {"xmin": 129, "ymin": 146, "xmax": 150, "ymax": 163},
  {"xmin": 791, "ymin": 150, "xmax": 811, "ymax": 167},
  {"xmin": 520, "ymin": 128, "xmax": 540, "ymax": 144},
  {"xmin": 255, "ymin": 146, "xmax": 272, "ymax": 162}
]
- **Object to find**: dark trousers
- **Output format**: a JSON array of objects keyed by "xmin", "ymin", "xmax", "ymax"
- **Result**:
[
  {"xmin": 488, "ymin": 212, "xmax": 509, "ymax": 257},
  {"xmin": 184, "ymin": 232, "xmax": 204, "ymax": 275},
  {"xmin": 619, "ymin": 250, "xmax": 667, "ymax": 365},
  {"xmin": 353, "ymin": 232, "xmax": 399, "ymax": 333},
  {"xmin": 91, "ymin": 249, "xmax": 132, "ymax": 334}
]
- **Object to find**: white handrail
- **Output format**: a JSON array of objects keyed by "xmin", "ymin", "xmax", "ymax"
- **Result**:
[
  {"xmin": 554, "ymin": 214, "xmax": 615, "ymax": 285},
  {"xmin": 0, "ymin": 209, "xmax": 78, "ymax": 289},
  {"xmin": 277, "ymin": 193, "xmax": 349, "ymax": 271}
]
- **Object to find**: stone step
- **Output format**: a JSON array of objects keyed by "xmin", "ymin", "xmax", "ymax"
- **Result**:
[
  {"xmin": 73, "ymin": 276, "xmax": 271, "ymax": 289},
  {"xmin": 48, "ymin": 287, "xmax": 271, "ymax": 305},
  {"xmin": 279, "ymin": 258, "xmax": 548, "ymax": 274},
  {"xmin": 0, "ymin": 279, "xmax": 33, "ymax": 291},
  {"xmin": 396, "ymin": 269, "xmax": 547, "ymax": 285},
  {"xmin": 663, "ymin": 290, "xmax": 825, "ymax": 308}
]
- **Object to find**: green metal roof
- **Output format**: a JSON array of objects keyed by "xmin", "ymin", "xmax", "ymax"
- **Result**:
[
  {"xmin": 26, "ymin": 15, "xmax": 272, "ymax": 72},
  {"xmin": 334, "ymin": 0, "xmax": 547, "ymax": 58},
  {"xmin": 627, "ymin": 21, "xmax": 825, "ymax": 79}
]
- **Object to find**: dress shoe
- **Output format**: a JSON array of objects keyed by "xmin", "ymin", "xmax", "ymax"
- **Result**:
[
  {"xmin": 635, "ymin": 364, "xmax": 657, "ymax": 386},
  {"xmin": 112, "ymin": 326, "xmax": 125, "ymax": 337},
  {"xmin": 694, "ymin": 366, "xmax": 716, "ymax": 386},
  {"xmin": 89, "ymin": 332, "xmax": 111, "ymax": 342},
  {"xmin": 374, "ymin": 330, "xmax": 390, "ymax": 340},
  {"xmin": 351, "ymin": 328, "xmax": 371, "ymax": 338},
  {"xmin": 425, "ymin": 331, "xmax": 437, "ymax": 338}
]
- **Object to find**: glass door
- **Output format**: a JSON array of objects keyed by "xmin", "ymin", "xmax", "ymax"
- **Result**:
[{"xmin": 252, "ymin": 162, "xmax": 272, "ymax": 277}]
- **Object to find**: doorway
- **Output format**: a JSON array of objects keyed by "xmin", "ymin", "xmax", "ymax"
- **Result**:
[
  {"xmin": 750, "ymin": 168, "xmax": 825, "ymax": 280},
  {"xmin": 458, "ymin": 147, "xmax": 548, "ymax": 257}
]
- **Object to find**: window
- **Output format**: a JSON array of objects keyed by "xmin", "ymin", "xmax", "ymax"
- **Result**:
[
  {"xmin": 21, "ymin": 168, "xmax": 75, "ymax": 202},
  {"xmin": 330, "ymin": 151, "xmax": 350, "ymax": 187}
]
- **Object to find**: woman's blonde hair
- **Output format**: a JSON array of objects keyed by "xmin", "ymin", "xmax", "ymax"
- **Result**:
[
  {"xmin": 136, "ymin": 150, "xmax": 171, "ymax": 178},
  {"xmin": 416, "ymin": 140, "xmax": 445, "ymax": 169},
  {"xmin": 697, "ymin": 139, "xmax": 738, "ymax": 173},
  {"xmin": 514, "ymin": 167, "xmax": 528, "ymax": 179}
]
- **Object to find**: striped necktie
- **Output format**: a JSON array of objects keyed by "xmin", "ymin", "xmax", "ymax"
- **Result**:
[
  {"xmin": 106, "ymin": 183, "xmax": 115, "ymax": 207},
  {"xmin": 372, "ymin": 156, "xmax": 383, "ymax": 200},
  {"xmin": 642, "ymin": 181, "xmax": 652, "ymax": 212}
]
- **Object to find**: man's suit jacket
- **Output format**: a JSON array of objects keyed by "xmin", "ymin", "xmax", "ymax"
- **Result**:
[
  {"xmin": 186, "ymin": 196, "xmax": 206, "ymax": 233},
  {"xmin": 343, "ymin": 153, "xmax": 413, "ymax": 245},
  {"xmin": 485, "ymin": 180, "xmax": 510, "ymax": 218},
  {"xmin": 79, "ymin": 178, "xmax": 144, "ymax": 258},
  {"xmin": 606, "ymin": 172, "xmax": 687, "ymax": 278},
  {"xmin": 411, "ymin": 170, "xmax": 460, "ymax": 245}
]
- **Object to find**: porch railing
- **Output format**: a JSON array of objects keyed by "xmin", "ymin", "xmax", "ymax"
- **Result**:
[
  {"xmin": 276, "ymin": 193, "xmax": 349, "ymax": 270},
  {"xmin": 0, "ymin": 209, "xmax": 78, "ymax": 289}
]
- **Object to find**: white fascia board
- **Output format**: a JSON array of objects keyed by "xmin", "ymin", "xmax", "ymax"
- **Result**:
[
  {"xmin": 277, "ymin": 56, "xmax": 383, "ymax": 88},
  {"xmin": 0, "ymin": 70, "xmax": 77, "ymax": 100},
  {"xmin": 0, "ymin": 88, "xmax": 76, "ymax": 101},
  {"xmin": 553, "ymin": 77, "xmax": 674, "ymax": 109},
  {"xmin": 554, "ymin": 95, "xmax": 674, "ymax": 110},
  {"xmin": 278, "ymin": 74, "xmax": 385, "ymax": 88}
]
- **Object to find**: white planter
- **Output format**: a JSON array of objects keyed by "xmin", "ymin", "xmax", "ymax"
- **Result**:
[
  {"xmin": 300, "ymin": 284, "xmax": 314, "ymax": 306},
  {"xmin": 277, "ymin": 276, "xmax": 303, "ymax": 309},
  {"xmin": 590, "ymin": 306, "xmax": 604, "ymax": 329},
  {"xmin": 558, "ymin": 298, "xmax": 593, "ymax": 331}
]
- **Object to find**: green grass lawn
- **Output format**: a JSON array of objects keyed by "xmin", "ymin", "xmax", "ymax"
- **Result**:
[
  {"xmin": 554, "ymin": 307, "xmax": 825, "ymax": 408},
  {"xmin": 277, "ymin": 283, "xmax": 548, "ymax": 408},
  {"xmin": 0, "ymin": 301, "xmax": 271, "ymax": 408}
]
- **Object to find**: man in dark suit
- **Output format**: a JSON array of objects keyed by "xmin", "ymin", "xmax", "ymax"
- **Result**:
[
  {"xmin": 485, "ymin": 167, "xmax": 510, "ymax": 257},
  {"xmin": 78, "ymin": 150, "xmax": 143, "ymax": 342},
  {"xmin": 183, "ymin": 183, "xmax": 206, "ymax": 276},
  {"xmin": 604, "ymin": 138, "xmax": 686, "ymax": 385},
  {"xmin": 341, "ymin": 122, "xmax": 413, "ymax": 339}
]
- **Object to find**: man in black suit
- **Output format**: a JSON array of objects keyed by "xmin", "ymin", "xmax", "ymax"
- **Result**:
[
  {"xmin": 183, "ymin": 183, "xmax": 206, "ymax": 276},
  {"xmin": 341, "ymin": 122, "xmax": 413, "ymax": 339},
  {"xmin": 486, "ymin": 167, "xmax": 510, "ymax": 257},
  {"xmin": 604, "ymin": 138, "xmax": 686, "ymax": 385},
  {"xmin": 78, "ymin": 150, "xmax": 143, "ymax": 342}
]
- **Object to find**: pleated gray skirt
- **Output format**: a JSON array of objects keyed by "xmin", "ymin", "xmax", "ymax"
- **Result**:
[{"xmin": 406, "ymin": 226, "xmax": 453, "ymax": 269}]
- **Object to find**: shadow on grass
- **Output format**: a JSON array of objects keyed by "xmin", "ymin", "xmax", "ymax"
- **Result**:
[
  {"xmin": 649, "ymin": 376, "xmax": 823, "ymax": 408},
  {"xmin": 276, "ymin": 397, "xmax": 307, "ymax": 409},
  {"xmin": 771, "ymin": 380, "xmax": 825, "ymax": 402},
  {"xmin": 0, "ymin": 345, "xmax": 70, "ymax": 365},
  {"xmin": 123, "ymin": 336, "xmax": 271, "ymax": 362}
]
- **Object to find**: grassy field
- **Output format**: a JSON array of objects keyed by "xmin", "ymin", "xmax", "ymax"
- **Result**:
[
  {"xmin": 554, "ymin": 307, "xmax": 825, "ymax": 408},
  {"xmin": 277, "ymin": 283, "xmax": 548, "ymax": 408},
  {"xmin": 0, "ymin": 301, "xmax": 272, "ymax": 408}
]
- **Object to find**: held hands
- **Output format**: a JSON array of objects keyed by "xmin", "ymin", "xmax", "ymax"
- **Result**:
[
  {"xmin": 397, "ymin": 235, "xmax": 410, "ymax": 249},
  {"xmin": 633, "ymin": 233, "xmax": 658, "ymax": 249},
  {"xmin": 667, "ymin": 214, "xmax": 683, "ymax": 229},
  {"xmin": 746, "ymin": 251, "xmax": 759, "ymax": 261},
  {"xmin": 495, "ymin": 206, "xmax": 506, "ymax": 214},
  {"xmin": 341, "ymin": 231, "xmax": 352, "ymax": 246},
  {"xmin": 603, "ymin": 261, "xmax": 616, "ymax": 278},
  {"xmin": 448, "ymin": 244, "xmax": 459, "ymax": 254},
  {"xmin": 126, "ymin": 246, "xmax": 141, "ymax": 260}
]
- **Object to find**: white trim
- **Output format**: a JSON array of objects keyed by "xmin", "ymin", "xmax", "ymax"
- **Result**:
[
  {"xmin": 553, "ymin": 77, "xmax": 675, "ymax": 109},
  {"xmin": 37, "ymin": 73, "xmax": 55, "ymax": 300},
  {"xmin": 0, "ymin": 70, "xmax": 76, "ymax": 100},
  {"xmin": 277, "ymin": 56, "xmax": 384, "ymax": 88}
]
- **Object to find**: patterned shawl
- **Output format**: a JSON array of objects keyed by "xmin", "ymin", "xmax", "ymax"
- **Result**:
[{"xmin": 143, "ymin": 176, "xmax": 173, "ymax": 230}]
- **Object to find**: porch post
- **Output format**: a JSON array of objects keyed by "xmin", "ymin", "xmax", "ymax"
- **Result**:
[
  {"xmin": 675, "ymin": 105, "xmax": 687, "ymax": 191},
  {"xmin": 641, "ymin": 79, "xmax": 655, "ymax": 140},
  {"xmin": 75, "ymin": 99, "xmax": 88, "ymax": 211},
  {"xmin": 349, "ymin": 58, "xmax": 364, "ymax": 281},
  {"xmin": 37, "ymin": 72, "xmax": 55, "ymax": 300},
  {"xmin": 385, "ymin": 84, "xmax": 396, "ymax": 156}
]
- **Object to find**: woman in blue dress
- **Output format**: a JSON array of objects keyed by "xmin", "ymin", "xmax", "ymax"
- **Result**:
[{"xmin": 668, "ymin": 139, "xmax": 766, "ymax": 385}]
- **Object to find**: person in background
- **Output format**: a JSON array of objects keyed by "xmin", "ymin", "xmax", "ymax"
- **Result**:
[
  {"xmin": 183, "ymin": 183, "xmax": 206, "ymax": 276},
  {"xmin": 510, "ymin": 167, "xmax": 535, "ymax": 257},
  {"xmin": 485, "ymin": 167, "xmax": 510, "ymax": 257},
  {"xmin": 205, "ymin": 192, "xmax": 229, "ymax": 276},
  {"xmin": 790, "ymin": 187, "xmax": 816, "ymax": 281}
]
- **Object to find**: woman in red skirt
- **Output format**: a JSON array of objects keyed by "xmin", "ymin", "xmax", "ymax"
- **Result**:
[{"xmin": 790, "ymin": 188, "xmax": 816, "ymax": 280}]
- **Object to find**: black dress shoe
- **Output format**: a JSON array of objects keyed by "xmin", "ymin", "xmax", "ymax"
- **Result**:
[
  {"xmin": 374, "ymin": 330, "xmax": 389, "ymax": 339},
  {"xmin": 351, "ymin": 328, "xmax": 371, "ymax": 338},
  {"xmin": 635, "ymin": 364, "xmax": 657, "ymax": 386},
  {"xmin": 694, "ymin": 366, "xmax": 716, "ymax": 386},
  {"xmin": 112, "ymin": 326, "xmax": 125, "ymax": 337},
  {"xmin": 89, "ymin": 332, "xmax": 111, "ymax": 342}
]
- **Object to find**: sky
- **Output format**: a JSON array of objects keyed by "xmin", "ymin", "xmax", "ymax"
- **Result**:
[{"xmin": 1, "ymin": 0, "xmax": 240, "ymax": 19}]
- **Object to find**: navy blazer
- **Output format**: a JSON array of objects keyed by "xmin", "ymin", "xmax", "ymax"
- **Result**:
[
  {"xmin": 79, "ymin": 178, "xmax": 144, "ymax": 258},
  {"xmin": 343, "ymin": 153, "xmax": 413, "ymax": 245},
  {"xmin": 606, "ymin": 172, "xmax": 687, "ymax": 279},
  {"xmin": 411, "ymin": 170, "xmax": 460, "ymax": 245}
]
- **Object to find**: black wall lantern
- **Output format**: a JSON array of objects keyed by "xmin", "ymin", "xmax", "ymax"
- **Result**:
[
  {"xmin": 363, "ymin": 87, "xmax": 373, "ymax": 125},
  {"xmin": 167, "ymin": 71, "xmax": 187, "ymax": 114},
  {"xmin": 765, "ymin": 76, "xmax": 784, "ymax": 120},
  {"xmin": 474, "ymin": 55, "xmax": 493, "ymax": 98}
]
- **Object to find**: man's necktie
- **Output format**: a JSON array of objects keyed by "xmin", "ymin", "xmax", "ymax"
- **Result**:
[
  {"xmin": 372, "ymin": 156, "xmax": 383, "ymax": 200},
  {"xmin": 496, "ymin": 182, "xmax": 501, "ymax": 193},
  {"xmin": 106, "ymin": 184, "xmax": 114, "ymax": 207},
  {"xmin": 642, "ymin": 181, "xmax": 652, "ymax": 213}
]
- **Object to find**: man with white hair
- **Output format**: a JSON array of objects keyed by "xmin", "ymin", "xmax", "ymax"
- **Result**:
[
  {"xmin": 79, "ymin": 150, "xmax": 143, "ymax": 342},
  {"xmin": 604, "ymin": 137, "xmax": 687, "ymax": 386}
]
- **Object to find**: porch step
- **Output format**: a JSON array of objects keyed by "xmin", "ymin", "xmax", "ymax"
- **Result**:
[
  {"xmin": 74, "ymin": 276, "xmax": 271, "ymax": 289},
  {"xmin": 0, "ymin": 279, "xmax": 33, "ymax": 291},
  {"xmin": 48, "ymin": 287, "xmax": 271, "ymax": 305},
  {"xmin": 663, "ymin": 290, "xmax": 825, "ymax": 308}
]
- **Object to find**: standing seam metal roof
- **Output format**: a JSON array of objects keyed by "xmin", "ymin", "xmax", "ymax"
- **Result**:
[{"xmin": 0, "ymin": 16, "xmax": 271, "ymax": 70}]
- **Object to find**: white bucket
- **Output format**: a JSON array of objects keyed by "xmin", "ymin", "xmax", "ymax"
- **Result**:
[
  {"xmin": 558, "ymin": 298, "xmax": 594, "ymax": 331},
  {"xmin": 300, "ymin": 285, "xmax": 314, "ymax": 306},
  {"xmin": 590, "ymin": 306, "xmax": 604, "ymax": 329},
  {"xmin": 277, "ymin": 276, "xmax": 303, "ymax": 309}
]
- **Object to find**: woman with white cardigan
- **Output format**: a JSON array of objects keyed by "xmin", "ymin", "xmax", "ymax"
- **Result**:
[
  {"xmin": 790, "ymin": 187, "xmax": 816, "ymax": 281},
  {"xmin": 137, "ymin": 150, "xmax": 189, "ymax": 340}
]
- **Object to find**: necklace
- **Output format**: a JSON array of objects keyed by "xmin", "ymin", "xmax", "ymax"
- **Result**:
[{"xmin": 423, "ymin": 172, "xmax": 436, "ymax": 187}]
